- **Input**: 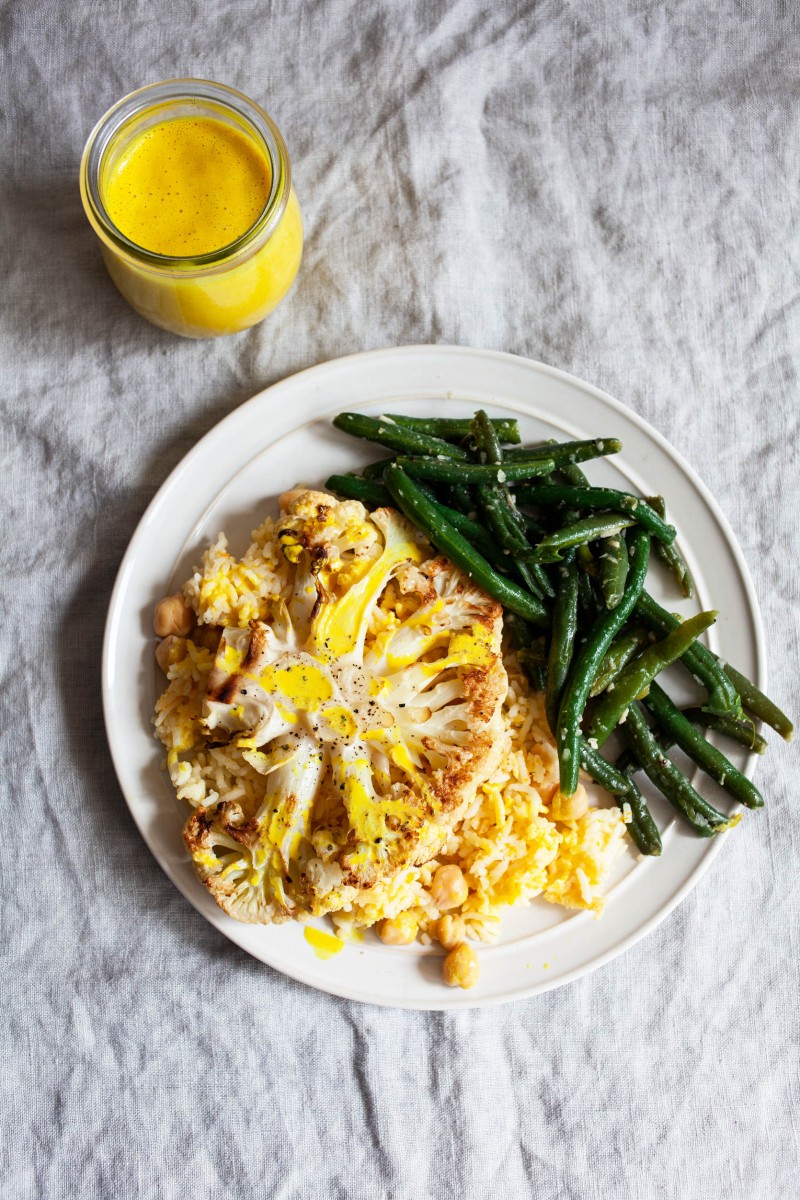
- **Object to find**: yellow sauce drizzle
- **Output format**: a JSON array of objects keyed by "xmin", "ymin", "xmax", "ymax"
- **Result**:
[
  {"xmin": 304, "ymin": 927, "xmax": 344, "ymax": 959},
  {"xmin": 260, "ymin": 662, "xmax": 334, "ymax": 711},
  {"xmin": 312, "ymin": 538, "xmax": 425, "ymax": 660}
]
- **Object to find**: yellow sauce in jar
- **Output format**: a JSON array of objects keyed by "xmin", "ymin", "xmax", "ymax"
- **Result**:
[
  {"xmin": 82, "ymin": 83, "xmax": 303, "ymax": 338},
  {"xmin": 103, "ymin": 116, "xmax": 272, "ymax": 257}
]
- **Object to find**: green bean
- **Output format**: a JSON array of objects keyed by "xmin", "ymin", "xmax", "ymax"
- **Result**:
[
  {"xmin": 411, "ymin": 480, "xmax": 531, "ymax": 583},
  {"xmin": 408, "ymin": 480, "xmax": 517, "ymax": 577},
  {"xmin": 511, "ymin": 562, "xmax": 550, "ymax": 601},
  {"xmin": 619, "ymin": 780, "xmax": 664, "ymax": 856},
  {"xmin": 647, "ymin": 496, "xmax": 694, "ymax": 597},
  {"xmin": 470, "ymin": 414, "xmax": 522, "ymax": 535},
  {"xmin": 325, "ymin": 474, "xmax": 392, "ymax": 508},
  {"xmin": 470, "ymin": 409, "xmax": 504, "ymax": 465},
  {"xmin": 470, "ymin": 411, "xmax": 554, "ymax": 599},
  {"xmin": 623, "ymin": 709, "xmax": 764, "ymax": 768},
  {"xmin": 384, "ymin": 414, "xmax": 521, "ymax": 443},
  {"xmin": 445, "ymin": 483, "xmax": 550, "ymax": 596},
  {"xmin": 577, "ymin": 739, "xmax": 631, "ymax": 795},
  {"xmin": 504, "ymin": 614, "xmax": 547, "ymax": 659},
  {"xmin": 642, "ymin": 682, "xmax": 764, "ymax": 809},
  {"xmin": 553, "ymin": 456, "xmax": 596, "ymax": 577},
  {"xmin": 504, "ymin": 612, "xmax": 533, "ymax": 646},
  {"xmin": 621, "ymin": 704, "xmax": 735, "ymax": 836},
  {"xmin": 505, "ymin": 618, "xmax": 550, "ymax": 688},
  {"xmin": 680, "ymin": 708, "xmax": 767, "ymax": 755},
  {"xmin": 508, "ymin": 522, "xmax": 556, "ymax": 599},
  {"xmin": 581, "ymin": 746, "xmax": 662, "ymax": 854},
  {"xmin": 361, "ymin": 457, "xmax": 395, "ymax": 479},
  {"xmin": 556, "ymin": 529, "xmax": 651, "ymax": 796},
  {"xmin": 505, "ymin": 437, "xmax": 623, "ymax": 466},
  {"xmin": 474, "ymin": 481, "xmax": 522, "ymax": 545},
  {"xmin": 530, "ymin": 515, "xmax": 637, "ymax": 563},
  {"xmin": 614, "ymin": 729, "xmax": 671, "ymax": 777},
  {"xmin": 589, "ymin": 625, "xmax": 651, "ymax": 697},
  {"xmin": 717, "ymin": 661, "xmax": 794, "ymax": 742},
  {"xmin": 555, "ymin": 455, "xmax": 590, "ymax": 487},
  {"xmin": 545, "ymin": 458, "xmax": 593, "ymax": 601},
  {"xmin": 513, "ymin": 484, "xmax": 676, "ymax": 545},
  {"xmin": 476, "ymin": 489, "xmax": 550, "ymax": 599},
  {"xmin": 392, "ymin": 456, "xmax": 556, "ymax": 484},
  {"xmin": 519, "ymin": 509, "xmax": 548, "ymax": 538},
  {"xmin": 576, "ymin": 739, "xmax": 662, "ymax": 855},
  {"xmin": 332, "ymin": 413, "xmax": 469, "ymax": 460},
  {"xmin": 383, "ymin": 465, "xmax": 549, "ymax": 626},
  {"xmin": 503, "ymin": 614, "xmax": 546, "ymax": 691},
  {"xmin": 525, "ymin": 663, "xmax": 548, "ymax": 691},
  {"xmin": 635, "ymin": 592, "xmax": 744, "ymax": 719},
  {"xmin": 596, "ymin": 526, "xmax": 629, "ymax": 609},
  {"xmin": 576, "ymin": 563, "xmax": 601, "ymax": 625},
  {"xmin": 431, "ymin": 498, "xmax": 523, "ymax": 575},
  {"xmin": 589, "ymin": 609, "xmax": 718, "ymax": 747},
  {"xmin": 545, "ymin": 555, "xmax": 579, "ymax": 735},
  {"xmin": 444, "ymin": 483, "xmax": 475, "ymax": 515}
]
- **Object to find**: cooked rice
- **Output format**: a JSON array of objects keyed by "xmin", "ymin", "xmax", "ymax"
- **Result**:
[{"xmin": 154, "ymin": 517, "xmax": 629, "ymax": 950}]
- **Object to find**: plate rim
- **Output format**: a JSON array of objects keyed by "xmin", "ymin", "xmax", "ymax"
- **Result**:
[{"xmin": 102, "ymin": 344, "xmax": 765, "ymax": 1009}]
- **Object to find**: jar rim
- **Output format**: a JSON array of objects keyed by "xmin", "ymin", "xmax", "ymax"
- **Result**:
[{"xmin": 79, "ymin": 78, "xmax": 292, "ymax": 271}]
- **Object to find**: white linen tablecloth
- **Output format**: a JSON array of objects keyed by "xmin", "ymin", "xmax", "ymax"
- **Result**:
[{"xmin": 2, "ymin": 2, "xmax": 798, "ymax": 1197}]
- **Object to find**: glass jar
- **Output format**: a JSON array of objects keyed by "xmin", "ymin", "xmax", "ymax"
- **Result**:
[{"xmin": 80, "ymin": 79, "xmax": 303, "ymax": 338}]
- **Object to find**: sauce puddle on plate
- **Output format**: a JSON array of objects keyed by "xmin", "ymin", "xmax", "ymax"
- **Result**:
[{"xmin": 304, "ymin": 927, "xmax": 344, "ymax": 960}]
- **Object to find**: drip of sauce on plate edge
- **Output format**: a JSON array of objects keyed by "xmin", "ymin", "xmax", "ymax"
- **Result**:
[{"xmin": 304, "ymin": 927, "xmax": 344, "ymax": 960}]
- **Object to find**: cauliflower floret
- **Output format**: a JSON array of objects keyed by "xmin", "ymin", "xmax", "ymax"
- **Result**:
[
  {"xmin": 180, "ymin": 490, "xmax": 507, "ymax": 924},
  {"xmin": 276, "ymin": 489, "xmax": 382, "ymax": 595},
  {"xmin": 184, "ymin": 734, "xmax": 325, "ymax": 922}
]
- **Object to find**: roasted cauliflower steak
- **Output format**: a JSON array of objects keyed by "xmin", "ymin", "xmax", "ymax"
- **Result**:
[{"xmin": 182, "ymin": 489, "xmax": 507, "ymax": 924}]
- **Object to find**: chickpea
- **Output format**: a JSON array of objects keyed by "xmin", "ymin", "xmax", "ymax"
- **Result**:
[
  {"xmin": 154, "ymin": 592, "xmax": 195, "ymax": 638},
  {"xmin": 430, "ymin": 864, "xmax": 468, "ymax": 911},
  {"xmin": 536, "ymin": 777, "xmax": 560, "ymax": 806},
  {"xmin": 378, "ymin": 912, "xmax": 418, "ymax": 946},
  {"xmin": 155, "ymin": 635, "xmax": 182, "ymax": 675},
  {"xmin": 436, "ymin": 914, "xmax": 466, "ymax": 951},
  {"xmin": 549, "ymin": 783, "xmax": 590, "ymax": 822},
  {"xmin": 442, "ymin": 942, "xmax": 480, "ymax": 990}
]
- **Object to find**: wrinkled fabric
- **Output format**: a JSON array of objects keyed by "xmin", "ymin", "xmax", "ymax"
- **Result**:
[{"xmin": 2, "ymin": 2, "xmax": 799, "ymax": 1198}]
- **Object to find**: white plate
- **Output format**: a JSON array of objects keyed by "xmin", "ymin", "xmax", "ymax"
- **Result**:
[{"xmin": 103, "ymin": 346, "xmax": 764, "ymax": 1009}]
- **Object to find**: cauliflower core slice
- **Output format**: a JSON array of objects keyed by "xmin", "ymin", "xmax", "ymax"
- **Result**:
[{"xmin": 183, "ymin": 490, "xmax": 507, "ymax": 923}]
